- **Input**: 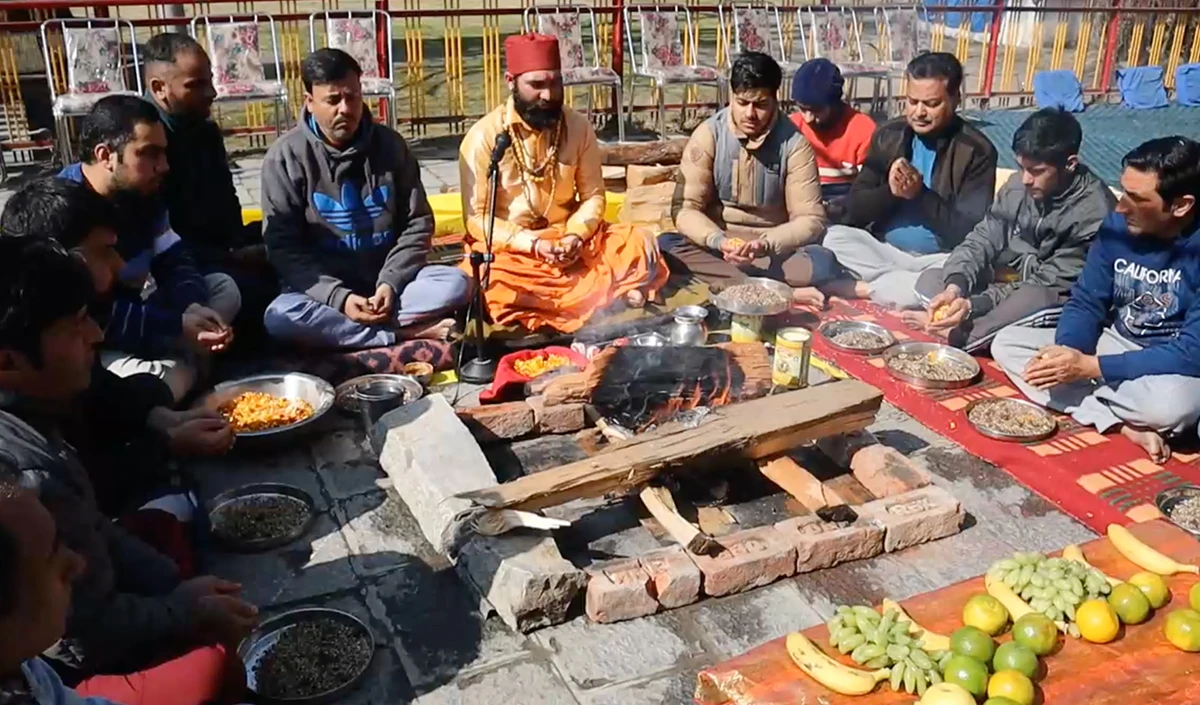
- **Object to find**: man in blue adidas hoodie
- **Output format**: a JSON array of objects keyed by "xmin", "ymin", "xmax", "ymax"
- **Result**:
[
  {"xmin": 993, "ymin": 137, "xmax": 1200, "ymax": 462},
  {"xmin": 261, "ymin": 49, "xmax": 471, "ymax": 349}
]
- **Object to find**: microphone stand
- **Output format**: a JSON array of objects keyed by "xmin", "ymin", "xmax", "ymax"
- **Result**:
[{"xmin": 460, "ymin": 144, "xmax": 505, "ymax": 384}]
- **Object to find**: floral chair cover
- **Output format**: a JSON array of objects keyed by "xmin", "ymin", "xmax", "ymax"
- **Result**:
[
  {"xmin": 886, "ymin": 8, "xmax": 928, "ymax": 66},
  {"xmin": 813, "ymin": 9, "xmax": 888, "ymax": 76},
  {"xmin": 536, "ymin": 11, "xmax": 619, "ymax": 86},
  {"xmin": 735, "ymin": 8, "xmax": 800, "ymax": 76},
  {"xmin": 207, "ymin": 21, "xmax": 283, "ymax": 98},
  {"xmin": 638, "ymin": 10, "xmax": 720, "ymax": 83},
  {"xmin": 56, "ymin": 26, "xmax": 134, "ymax": 113},
  {"xmin": 328, "ymin": 17, "xmax": 393, "ymax": 94}
]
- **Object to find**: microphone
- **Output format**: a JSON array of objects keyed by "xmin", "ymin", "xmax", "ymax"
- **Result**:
[{"xmin": 488, "ymin": 132, "xmax": 513, "ymax": 174}]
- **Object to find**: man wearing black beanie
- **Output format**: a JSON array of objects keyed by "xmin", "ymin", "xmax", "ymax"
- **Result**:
[{"xmin": 789, "ymin": 58, "xmax": 877, "ymax": 206}]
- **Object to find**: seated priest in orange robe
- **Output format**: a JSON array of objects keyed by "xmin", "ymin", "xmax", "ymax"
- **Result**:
[{"xmin": 459, "ymin": 33, "xmax": 669, "ymax": 333}]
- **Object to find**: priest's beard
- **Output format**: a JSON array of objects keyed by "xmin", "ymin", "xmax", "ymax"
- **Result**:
[{"xmin": 513, "ymin": 89, "xmax": 563, "ymax": 130}]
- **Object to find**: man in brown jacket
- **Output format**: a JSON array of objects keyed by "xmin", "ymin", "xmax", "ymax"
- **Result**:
[{"xmin": 662, "ymin": 52, "xmax": 849, "ymax": 306}]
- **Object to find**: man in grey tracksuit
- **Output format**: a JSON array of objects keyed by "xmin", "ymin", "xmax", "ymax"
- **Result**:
[{"xmin": 907, "ymin": 108, "xmax": 1115, "ymax": 351}]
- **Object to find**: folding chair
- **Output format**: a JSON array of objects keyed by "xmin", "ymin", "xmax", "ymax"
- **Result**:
[
  {"xmin": 720, "ymin": 3, "xmax": 802, "ymax": 85},
  {"xmin": 309, "ymin": 10, "xmax": 397, "ymax": 128},
  {"xmin": 191, "ymin": 14, "xmax": 290, "ymax": 135},
  {"xmin": 804, "ymin": 6, "xmax": 890, "ymax": 114}
]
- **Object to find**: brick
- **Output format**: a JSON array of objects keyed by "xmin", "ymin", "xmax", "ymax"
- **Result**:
[
  {"xmin": 526, "ymin": 396, "xmax": 587, "ymax": 434},
  {"xmin": 639, "ymin": 545, "xmax": 701, "ymax": 609},
  {"xmin": 850, "ymin": 444, "xmax": 933, "ymax": 498},
  {"xmin": 457, "ymin": 401, "xmax": 535, "ymax": 442},
  {"xmin": 815, "ymin": 430, "xmax": 880, "ymax": 467},
  {"xmin": 585, "ymin": 557, "xmax": 658, "ymax": 623},
  {"xmin": 691, "ymin": 526, "xmax": 796, "ymax": 598},
  {"xmin": 775, "ymin": 515, "xmax": 885, "ymax": 573},
  {"xmin": 857, "ymin": 485, "xmax": 964, "ymax": 552}
]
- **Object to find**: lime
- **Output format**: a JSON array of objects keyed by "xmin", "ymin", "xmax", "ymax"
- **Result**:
[
  {"xmin": 1164, "ymin": 609, "xmax": 1200, "ymax": 652},
  {"xmin": 1191, "ymin": 582, "xmax": 1200, "ymax": 613},
  {"xmin": 943, "ymin": 654, "xmax": 990, "ymax": 700},
  {"xmin": 991, "ymin": 641, "xmax": 1038, "ymax": 680},
  {"xmin": 1076, "ymin": 599, "xmax": 1120, "ymax": 643},
  {"xmin": 983, "ymin": 700, "xmax": 1021, "ymax": 705},
  {"xmin": 987, "ymin": 670, "xmax": 1035, "ymax": 705},
  {"xmin": 1012, "ymin": 613, "xmax": 1058, "ymax": 656},
  {"xmin": 1129, "ymin": 572, "xmax": 1171, "ymax": 609},
  {"xmin": 1108, "ymin": 583, "xmax": 1152, "ymax": 625},
  {"xmin": 963, "ymin": 594, "xmax": 1010, "ymax": 636},
  {"xmin": 950, "ymin": 625, "xmax": 996, "ymax": 664}
]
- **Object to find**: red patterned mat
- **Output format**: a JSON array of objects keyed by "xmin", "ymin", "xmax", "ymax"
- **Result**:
[{"xmin": 804, "ymin": 298, "xmax": 1198, "ymax": 532}]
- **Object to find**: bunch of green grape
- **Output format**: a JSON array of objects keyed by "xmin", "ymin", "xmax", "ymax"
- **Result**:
[
  {"xmin": 827, "ymin": 605, "xmax": 946, "ymax": 696},
  {"xmin": 987, "ymin": 552, "xmax": 1111, "ymax": 637}
]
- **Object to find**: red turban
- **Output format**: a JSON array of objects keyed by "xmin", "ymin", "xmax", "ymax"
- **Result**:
[{"xmin": 505, "ymin": 33, "xmax": 561, "ymax": 76}]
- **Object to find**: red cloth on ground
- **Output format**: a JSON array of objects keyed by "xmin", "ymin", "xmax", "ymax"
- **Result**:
[
  {"xmin": 478, "ymin": 346, "xmax": 589, "ymax": 402},
  {"xmin": 505, "ymin": 33, "xmax": 560, "ymax": 75},
  {"xmin": 74, "ymin": 644, "xmax": 244, "ymax": 705},
  {"xmin": 790, "ymin": 106, "xmax": 877, "ymax": 185},
  {"xmin": 118, "ymin": 508, "xmax": 196, "ymax": 579}
]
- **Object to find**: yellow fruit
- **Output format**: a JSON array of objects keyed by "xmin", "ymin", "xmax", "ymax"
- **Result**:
[
  {"xmin": 985, "ymin": 573, "xmax": 1034, "ymax": 622},
  {"xmin": 881, "ymin": 598, "xmax": 952, "ymax": 651},
  {"xmin": 1129, "ymin": 571, "xmax": 1171, "ymax": 609},
  {"xmin": 1164, "ymin": 609, "xmax": 1200, "ymax": 652},
  {"xmin": 943, "ymin": 655, "xmax": 990, "ymax": 699},
  {"xmin": 1191, "ymin": 582, "xmax": 1200, "ymax": 612},
  {"xmin": 963, "ymin": 594, "xmax": 1010, "ymax": 636},
  {"xmin": 1107, "ymin": 524, "xmax": 1200, "ymax": 576},
  {"xmin": 987, "ymin": 670, "xmax": 1036, "ymax": 705},
  {"xmin": 950, "ymin": 626, "xmax": 997, "ymax": 663},
  {"xmin": 1108, "ymin": 583, "xmax": 1152, "ymax": 625},
  {"xmin": 1012, "ymin": 613, "xmax": 1058, "ymax": 655},
  {"xmin": 785, "ymin": 632, "xmax": 890, "ymax": 695},
  {"xmin": 917, "ymin": 683, "xmax": 977, "ymax": 705},
  {"xmin": 1076, "ymin": 599, "xmax": 1121, "ymax": 643}
]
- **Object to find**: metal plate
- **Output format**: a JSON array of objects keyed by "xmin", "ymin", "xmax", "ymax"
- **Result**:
[
  {"xmin": 1156, "ymin": 485, "xmax": 1200, "ymax": 538},
  {"xmin": 334, "ymin": 374, "xmax": 424, "ymax": 414},
  {"xmin": 713, "ymin": 277, "xmax": 793, "ymax": 316},
  {"xmin": 208, "ymin": 482, "xmax": 317, "ymax": 553},
  {"xmin": 817, "ymin": 320, "xmax": 897, "ymax": 355},
  {"xmin": 239, "ymin": 608, "xmax": 374, "ymax": 705},
  {"xmin": 198, "ymin": 373, "xmax": 335, "ymax": 439},
  {"xmin": 882, "ymin": 341, "xmax": 981, "ymax": 390},
  {"xmin": 964, "ymin": 397, "xmax": 1058, "ymax": 443}
]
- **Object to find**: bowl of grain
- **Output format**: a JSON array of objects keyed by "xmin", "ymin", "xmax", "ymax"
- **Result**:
[
  {"xmin": 199, "ymin": 373, "xmax": 335, "ymax": 442},
  {"xmin": 1156, "ymin": 485, "xmax": 1200, "ymax": 538},
  {"xmin": 964, "ymin": 397, "xmax": 1058, "ymax": 442},
  {"xmin": 818, "ymin": 320, "xmax": 897, "ymax": 355},
  {"xmin": 208, "ymin": 482, "xmax": 316, "ymax": 552},
  {"xmin": 882, "ymin": 341, "xmax": 980, "ymax": 389},
  {"xmin": 239, "ymin": 608, "xmax": 374, "ymax": 704},
  {"xmin": 713, "ymin": 277, "xmax": 793, "ymax": 317}
]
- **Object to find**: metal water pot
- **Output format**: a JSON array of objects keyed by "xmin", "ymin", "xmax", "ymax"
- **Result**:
[{"xmin": 669, "ymin": 305, "xmax": 709, "ymax": 346}]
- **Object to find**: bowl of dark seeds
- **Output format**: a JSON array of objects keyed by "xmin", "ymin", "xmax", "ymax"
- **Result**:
[
  {"xmin": 208, "ymin": 483, "xmax": 316, "ymax": 552},
  {"xmin": 818, "ymin": 320, "xmax": 897, "ymax": 355},
  {"xmin": 965, "ymin": 397, "xmax": 1058, "ymax": 442},
  {"xmin": 241, "ymin": 608, "xmax": 374, "ymax": 704},
  {"xmin": 713, "ymin": 277, "xmax": 793, "ymax": 316},
  {"xmin": 1156, "ymin": 485, "xmax": 1200, "ymax": 538},
  {"xmin": 883, "ymin": 341, "xmax": 980, "ymax": 389}
]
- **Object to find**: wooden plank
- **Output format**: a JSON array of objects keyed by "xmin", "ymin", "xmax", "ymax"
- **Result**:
[
  {"xmin": 456, "ymin": 380, "xmax": 883, "ymax": 511},
  {"xmin": 757, "ymin": 456, "xmax": 848, "ymax": 512},
  {"xmin": 639, "ymin": 485, "xmax": 721, "ymax": 556},
  {"xmin": 600, "ymin": 137, "xmax": 687, "ymax": 166},
  {"xmin": 696, "ymin": 520, "xmax": 1200, "ymax": 705},
  {"xmin": 823, "ymin": 473, "xmax": 875, "ymax": 506}
]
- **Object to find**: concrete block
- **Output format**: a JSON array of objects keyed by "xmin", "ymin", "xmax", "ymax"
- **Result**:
[
  {"xmin": 625, "ymin": 164, "xmax": 678, "ymax": 188},
  {"xmin": 457, "ymin": 401, "xmax": 536, "ymax": 442},
  {"xmin": 857, "ymin": 485, "xmax": 964, "ymax": 552},
  {"xmin": 374, "ymin": 395, "xmax": 499, "ymax": 554},
  {"xmin": 456, "ymin": 533, "xmax": 586, "ymax": 633},
  {"xmin": 691, "ymin": 526, "xmax": 796, "ymax": 598},
  {"xmin": 526, "ymin": 396, "xmax": 587, "ymax": 434},
  {"xmin": 850, "ymin": 444, "xmax": 933, "ymax": 498},
  {"xmin": 775, "ymin": 515, "xmax": 885, "ymax": 572},
  {"xmin": 639, "ymin": 546, "xmax": 701, "ymax": 609},
  {"xmin": 585, "ymin": 557, "xmax": 658, "ymax": 623}
]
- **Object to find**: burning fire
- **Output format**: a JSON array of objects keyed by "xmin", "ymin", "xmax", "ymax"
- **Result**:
[{"xmin": 589, "ymin": 346, "xmax": 744, "ymax": 431}]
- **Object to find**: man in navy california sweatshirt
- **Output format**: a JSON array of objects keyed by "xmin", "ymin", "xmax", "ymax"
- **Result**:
[{"xmin": 992, "ymin": 137, "xmax": 1200, "ymax": 463}]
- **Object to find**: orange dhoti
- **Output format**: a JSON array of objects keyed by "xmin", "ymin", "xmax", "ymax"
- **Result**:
[{"xmin": 465, "ymin": 222, "xmax": 668, "ymax": 333}]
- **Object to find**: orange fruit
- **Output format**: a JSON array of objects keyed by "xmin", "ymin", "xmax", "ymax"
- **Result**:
[
  {"xmin": 943, "ymin": 655, "xmax": 990, "ymax": 700},
  {"xmin": 950, "ymin": 626, "xmax": 996, "ymax": 664},
  {"xmin": 1164, "ymin": 609, "xmax": 1200, "ymax": 652},
  {"xmin": 987, "ymin": 670, "xmax": 1035, "ymax": 705},
  {"xmin": 1129, "ymin": 572, "xmax": 1170, "ymax": 609},
  {"xmin": 992, "ymin": 641, "xmax": 1038, "ymax": 680},
  {"xmin": 1109, "ymin": 583, "xmax": 1152, "ymax": 625},
  {"xmin": 1076, "ymin": 599, "xmax": 1120, "ymax": 643},
  {"xmin": 963, "ymin": 594, "xmax": 1010, "ymax": 636},
  {"xmin": 1012, "ymin": 613, "xmax": 1058, "ymax": 656}
]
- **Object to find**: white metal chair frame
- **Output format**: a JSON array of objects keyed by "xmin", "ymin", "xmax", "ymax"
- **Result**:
[
  {"xmin": 873, "ymin": 5, "xmax": 931, "ymax": 67},
  {"xmin": 625, "ymin": 4, "xmax": 728, "ymax": 139},
  {"xmin": 190, "ymin": 13, "xmax": 290, "ymax": 136},
  {"xmin": 308, "ymin": 10, "xmax": 397, "ymax": 128},
  {"xmin": 801, "ymin": 6, "xmax": 890, "ymax": 114},
  {"xmin": 40, "ymin": 18, "xmax": 142, "ymax": 165},
  {"xmin": 523, "ymin": 4, "xmax": 626, "ymax": 142}
]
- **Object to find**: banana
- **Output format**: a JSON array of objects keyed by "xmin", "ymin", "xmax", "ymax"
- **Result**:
[
  {"xmin": 1107, "ymin": 524, "xmax": 1200, "ymax": 576},
  {"xmin": 786, "ymin": 632, "xmax": 890, "ymax": 696},
  {"xmin": 1062, "ymin": 543, "xmax": 1123, "ymax": 587},
  {"xmin": 880, "ymin": 598, "xmax": 951, "ymax": 652},
  {"xmin": 985, "ymin": 572, "xmax": 1035, "ymax": 621}
]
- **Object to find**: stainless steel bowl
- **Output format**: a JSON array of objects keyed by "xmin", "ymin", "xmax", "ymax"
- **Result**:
[
  {"xmin": 882, "ymin": 341, "xmax": 981, "ymax": 390},
  {"xmin": 817, "ymin": 320, "xmax": 897, "ymax": 355},
  {"xmin": 239, "ymin": 607, "xmax": 374, "ymax": 705},
  {"xmin": 1156, "ymin": 485, "xmax": 1200, "ymax": 538},
  {"xmin": 713, "ymin": 277, "xmax": 793, "ymax": 316},
  {"xmin": 199, "ymin": 373, "xmax": 335, "ymax": 440},
  {"xmin": 631, "ymin": 332, "xmax": 668, "ymax": 347},
  {"xmin": 963, "ymin": 397, "xmax": 1058, "ymax": 443},
  {"xmin": 208, "ymin": 482, "xmax": 316, "ymax": 553},
  {"xmin": 334, "ymin": 374, "xmax": 424, "ymax": 415}
]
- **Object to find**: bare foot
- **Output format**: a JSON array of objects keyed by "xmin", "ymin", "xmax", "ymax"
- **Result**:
[
  {"xmin": 394, "ymin": 317, "xmax": 457, "ymax": 341},
  {"xmin": 1120, "ymin": 424, "xmax": 1171, "ymax": 463},
  {"xmin": 624, "ymin": 289, "xmax": 646, "ymax": 308},
  {"xmin": 792, "ymin": 286, "xmax": 826, "ymax": 308},
  {"xmin": 899, "ymin": 310, "xmax": 930, "ymax": 331}
]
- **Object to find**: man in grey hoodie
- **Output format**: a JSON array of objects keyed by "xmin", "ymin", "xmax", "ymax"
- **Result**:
[
  {"xmin": 904, "ymin": 108, "xmax": 1116, "ymax": 352},
  {"xmin": 261, "ymin": 49, "xmax": 471, "ymax": 348}
]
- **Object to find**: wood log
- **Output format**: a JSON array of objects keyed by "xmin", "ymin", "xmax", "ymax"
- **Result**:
[
  {"xmin": 456, "ymin": 379, "xmax": 883, "ymax": 511},
  {"xmin": 600, "ymin": 138, "xmax": 688, "ymax": 166},
  {"xmin": 542, "ymin": 372, "xmax": 591, "ymax": 406},
  {"xmin": 639, "ymin": 485, "xmax": 722, "ymax": 556},
  {"xmin": 758, "ymin": 456, "xmax": 848, "ymax": 512}
]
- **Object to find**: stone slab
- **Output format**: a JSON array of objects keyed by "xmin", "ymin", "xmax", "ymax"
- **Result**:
[
  {"xmin": 195, "ymin": 449, "xmax": 328, "ymax": 511},
  {"xmin": 457, "ymin": 401, "xmax": 536, "ymax": 442},
  {"xmin": 639, "ymin": 545, "xmax": 701, "ymax": 609},
  {"xmin": 689, "ymin": 581, "xmax": 825, "ymax": 657},
  {"xmin": 850, "ymin": 444, "xmax": 933, "ymax": 498},
  {"xmin": 857, "ymin": 485, "xmax": 965, "ymax": 552},
  {"xmin": 691, "ymin": 526, "xmax": 797, "ymax": 598},
  {"xmin": 413, "ymin": 659, "xmax": 580, "ymax": 705},
  {"xmin": 336, "ymin": 488, "xmax": 449, "ymax": 575},
  {"xmin": 585, "ymin": 557, "xmax": 658, "ymax": 623},
  {"xmin": 774, "ymin": 515, "xmax": 886, "ymax": 572},
  {"xmin": 580, "ymin": 669, "xmax": 701, "ymax": 705},
  {"xmin": 374, "ymin": 395, "xmax": 499, "ymax": 555},
  {"xmin": 456, "ymin": 533, "xmax": 587, "ymax": 633},
  {"xmin": 311, "ymin": 428, "xmax": 387, "ymax": 500},
  {"xmin": 527, "ymin": 396, "xmax": 587, "ymax": 434}
]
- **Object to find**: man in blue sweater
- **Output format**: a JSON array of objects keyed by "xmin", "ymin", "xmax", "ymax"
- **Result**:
[{"xmin": 992, "ymin": 137, "xmax": 1200, "ymax": 463}]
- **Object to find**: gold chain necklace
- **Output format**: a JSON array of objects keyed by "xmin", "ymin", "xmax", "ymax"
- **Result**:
[{"xmin": 506, "ymin": 119, "xmax": 563, "ymax": 230}]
